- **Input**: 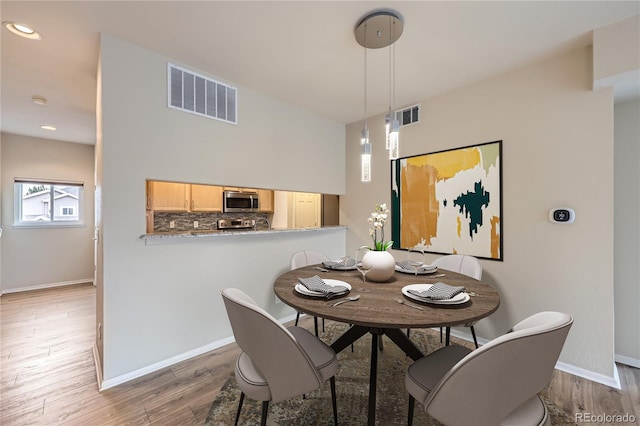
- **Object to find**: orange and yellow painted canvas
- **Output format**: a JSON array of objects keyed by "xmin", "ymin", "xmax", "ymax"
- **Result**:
[{"xmin": 391, "ymin": 141, "xmax": 502, "ymax": 260}]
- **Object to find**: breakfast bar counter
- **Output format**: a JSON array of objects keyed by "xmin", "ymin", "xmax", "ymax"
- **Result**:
[{"xmin": 140, "ymin": 225, "xmax": 347, "ymax": 244}]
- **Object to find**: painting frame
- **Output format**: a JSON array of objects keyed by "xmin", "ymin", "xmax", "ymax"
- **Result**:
[{"xmin": 391, "ymin": 140, "xmax": 503, "ymax": 261}]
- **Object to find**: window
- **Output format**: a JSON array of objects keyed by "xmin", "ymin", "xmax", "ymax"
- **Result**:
[
  {"xmin": 60, "ymin": 206, "xmax": 75, "ymax": 216},
  {"xmin": 14, "ymin": 179, "xmax": 84, "ymax": 226}
]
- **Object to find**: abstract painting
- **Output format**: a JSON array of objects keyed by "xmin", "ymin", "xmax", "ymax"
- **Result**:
[{"xmin": 391, "ymin": 140, "xmax": 502, "ymax": 260}]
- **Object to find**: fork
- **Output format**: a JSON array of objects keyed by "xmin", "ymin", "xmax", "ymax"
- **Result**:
[{"xmin": 395, "ymin": 298, "xmax": 425, "ymax": 311}]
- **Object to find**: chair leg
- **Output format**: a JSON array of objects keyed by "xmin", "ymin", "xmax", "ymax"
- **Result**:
[
  {"xmin": 408, "ymin": 395, "xmax": 415, "ymax": 426},
  {"xmin": 234, "ymin": 392, "xmax": 245, "ymax": 426},
  {"xmin": 322, "ymin": 317, "xmax": 326, "ymax": 332},
  {"xmin": 445, "ymin": 327, "xmax": 451, "ymax": 346},
  {"xmin": 439, "ymin": 326, "xmax": 443, "ymax": 343},
  {"xmin": 330, "ymin": 376, "xmax": 338, "ymax": 426},
  {"xmin": 260, "ymin": 401, "xmax": 269, "ymax": 426},
  {"xmin": 314, "ymin": 316, "xmax": 319, "ymax": 337},
  {"xmin": 406, "ymin": 328, "xmax": 411, "ymax": 338},
  {"xmin": 470, "ymin": 325, "xmax": 479, "ymax": 348},
  {"xmin": 295, "ymin": 312, "xmax": 300, "ymax": 326},
  {"xmin": 378, "ymin": 334, "xmax": 384, "ymax": 351}
]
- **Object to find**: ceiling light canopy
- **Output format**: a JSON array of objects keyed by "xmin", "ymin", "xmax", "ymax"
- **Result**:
[
  {"xmin": 40, "ymin": 125, "xmax": 56, "ymax": 131},
  {"xmin": 3, "ymin": 21, "xmax": 42, "ymax": 40},
  {"xmin": 355, "ymin": 11, "xmax": 403, "ymax": 49}
]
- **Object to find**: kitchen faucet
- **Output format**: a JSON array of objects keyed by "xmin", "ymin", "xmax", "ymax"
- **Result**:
[{"xmin": 253, "ymin": 218, "xmax": 271, "ymax": 230}]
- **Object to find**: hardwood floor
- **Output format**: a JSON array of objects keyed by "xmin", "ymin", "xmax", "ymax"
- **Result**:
[{"xmin": 1, "ymin": 283, "xmax": 638, "ymax": 425}]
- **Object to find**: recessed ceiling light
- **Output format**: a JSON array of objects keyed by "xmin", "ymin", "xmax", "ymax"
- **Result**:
[
  {"xmin": 3, "ymin": 21, "xmax": 42, "ymax": 40},
  {"xmin": 40, "ymin": 125, "xmax": 56, "ymax": 131},
  {"xmin": 32, "ymin": 96, "xmax": 47, "ymax": 106}
]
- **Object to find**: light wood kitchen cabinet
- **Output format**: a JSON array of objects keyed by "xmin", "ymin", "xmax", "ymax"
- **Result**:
[
  {"xmin": 148, "ymin": 181, "xmax": 274, "ymax": 214},
  {"xmin": 257, "ymin": 189, "xmax": 274, "ymax": 212},
  {"xmin": 190, "ymin": 184, "xmax": 222, "ymax": 212},
  {"xmin": 148, "ymin": 181, "xmax": 189, "ymax": 211},
  {"xmin": 242, "ymin": 188, "xmax": 274, "ymax": 212},
  {"xmin": 148, "ymin": 181, "xmax": 223, "ymax": 212}
]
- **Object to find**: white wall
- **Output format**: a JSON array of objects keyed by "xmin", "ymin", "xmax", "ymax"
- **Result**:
[
  {"xmin": 593, "ymin": 15, "xmax": 640, "ymax": 102},
  {"xmin": 0, "ymin": 133, "xmax": 95, "ymax": 292},
  {"xmin": 593, "ymin": 15, "xmax": 640, "ymax": 81},
  {"xmin": 98, "ymin": 34, "xmax": 346, "ymax": 382},
  {"xmin": 614, "ymin": 99, "xmax": 640, "ymax": 366},
  {"xmin": 0, "ymin": 135, "xmax": 3, "ymax": 289},
  {"xmin": 343, "ymin": 46, "xmax": 617, "ymax": 384}
]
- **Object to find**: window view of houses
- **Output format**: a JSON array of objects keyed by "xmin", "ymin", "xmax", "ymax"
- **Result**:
[{"xmin": 19, "ymin": 183, "xmax": 82, "ymax": 223}]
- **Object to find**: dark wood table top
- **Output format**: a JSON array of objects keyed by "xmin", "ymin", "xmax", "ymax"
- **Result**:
[{"xmin": 274, "ymin": 264, "xmax": 500, "ymax": 329}]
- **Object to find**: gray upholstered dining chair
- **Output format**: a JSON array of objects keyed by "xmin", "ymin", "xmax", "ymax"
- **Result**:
[
  {"xmin": 291, "ymin": 250, "xmax": 331, "ymax": 336},
  {"xmin": 431, "ymin": 254, "xmax": 483, "ymax": 347},
  {"xmin": 221, "ymin": 288, "xmax": 339, "ymax": 426},
  {"xmin": 405, "ymin": 311, "xmax": 573, "ymax": 426}
]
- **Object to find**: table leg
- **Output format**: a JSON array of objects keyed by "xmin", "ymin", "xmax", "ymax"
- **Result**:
[
  {"xmin": 368, "ymin": 329, "xmax": 379, "ymax": 426},
  {"xmin": 384, "ymin": 328, "xmax": 424, "ymax": 361},
  {"xmin": 330, "ymin": 325, "xmax": 368, "ymax": 353},
  {"xmin": 329, "ymin": 326, "xmax": 425, "ymax": 426}
]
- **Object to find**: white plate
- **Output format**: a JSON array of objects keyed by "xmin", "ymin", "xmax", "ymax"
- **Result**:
[
  {"xmin": 395, "ymin": 264, "xmax": 438, "ymax": 275},
  {"xmin": 401, "ymin": 284, "xmax": 470, "ymax": 305},
  {"xmin": 295, "ymin": 279, "xmax": 352, "ymax": 297},
  {"xmin": 323, "ymin": 261, "xmax": 357, "ymax": 271}
]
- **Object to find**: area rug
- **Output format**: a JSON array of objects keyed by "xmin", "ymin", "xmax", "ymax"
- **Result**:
[{"xmin": 205, "ymin": 323, "xmax": 576, "ymax": 425}]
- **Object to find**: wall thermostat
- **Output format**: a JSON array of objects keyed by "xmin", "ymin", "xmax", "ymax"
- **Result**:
[{"xmin": 549, "ymin": 208, "xmax": 575, "ymax": 224}]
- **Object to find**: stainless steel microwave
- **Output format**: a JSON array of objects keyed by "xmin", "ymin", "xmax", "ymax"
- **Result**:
[{"xmin": 223, "ymin": 191, "xmax": 259, "ymax": 213}]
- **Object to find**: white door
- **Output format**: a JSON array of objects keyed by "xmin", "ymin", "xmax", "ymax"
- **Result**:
[{"xmin": 293, "ymin": 192, "xmax": 320, "ymax": 228}]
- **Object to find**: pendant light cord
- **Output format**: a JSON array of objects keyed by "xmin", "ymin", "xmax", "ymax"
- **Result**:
[
  {"xmin": 363, "ymin": 21, "xmax": 368, "ymax": 132},
  {"xmin": 388, "ymin": 15, "xmax": 393, "ymax": 116},
  {"xmin": 392, "ymin": 18, "xmax": 396, "ymax": 116}
]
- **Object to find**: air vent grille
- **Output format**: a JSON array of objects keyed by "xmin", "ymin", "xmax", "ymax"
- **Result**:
[
  {"xmin": 395, "ymin": 104, "xmax": 419, "ymax": 127},
  {"xmin": 167, "ymin": 63, "xmax": 237, "ymax": 125}
]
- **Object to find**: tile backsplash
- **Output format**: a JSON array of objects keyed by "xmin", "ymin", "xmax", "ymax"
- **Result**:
[{"xmin": 154, "ymin": 211, "xmax": 270, "ymax": 232}]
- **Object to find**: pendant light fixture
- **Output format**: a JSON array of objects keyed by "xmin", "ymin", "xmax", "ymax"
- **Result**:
[
  {"xmin": 355, "ymin": 10, "xmax": 404, "ymax": 179},
  {"xmin": 358, "ymin": 16, "xmax": 372, "ymax": 182},
  {"xmin": 387, "ymin": 33, "xmax": 400, "ymax": 160}
]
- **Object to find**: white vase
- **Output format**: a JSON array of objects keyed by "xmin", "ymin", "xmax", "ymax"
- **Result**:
[{"xmin": 362, "ymin": 250, "xmax": 396, "ymax": 282}]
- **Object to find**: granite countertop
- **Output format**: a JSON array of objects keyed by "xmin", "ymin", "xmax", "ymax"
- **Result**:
[{"xmin": 140, "ymin": 225, "xmax": 347, "ymax": 243}]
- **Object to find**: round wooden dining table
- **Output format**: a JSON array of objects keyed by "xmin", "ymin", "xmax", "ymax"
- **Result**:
[{"xmin": 273, "ymin": 263, "xmax": 500, "ymax": 426}]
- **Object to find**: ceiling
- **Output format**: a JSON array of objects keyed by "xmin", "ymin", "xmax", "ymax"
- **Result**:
[{"xmin": 2, "ymin": 1, "xmax": 639, "ymax": 145}]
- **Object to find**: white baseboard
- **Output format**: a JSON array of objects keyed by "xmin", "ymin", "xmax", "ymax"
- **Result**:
[
  {"xmin": 99, "ymin": 312, "xmax": 299, "ymax": 391},
  {"xmin": 100, "ymin": 335, "xmax": 236, "ymax": 391},
  {"xmin": 445, "ymin": 326, "xmax": 490, "ymax": 346},
  {"xmin": 0, "ymin": 278, "xmax": 94, "ymax": 295},
  {"xmin": 98, "ymin": 316, "xmax": 627, "ymax": 392},
  {"xmin": 555, "ymin": 361, "xmax": 621, "ymax": 389},
  {"xmin": 615, "ymin": 353, "xmax": 640, "ymax": 368},
  {"xmin": 445, "ymin": 327, "xmax": 622, "ymax": 389}
]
